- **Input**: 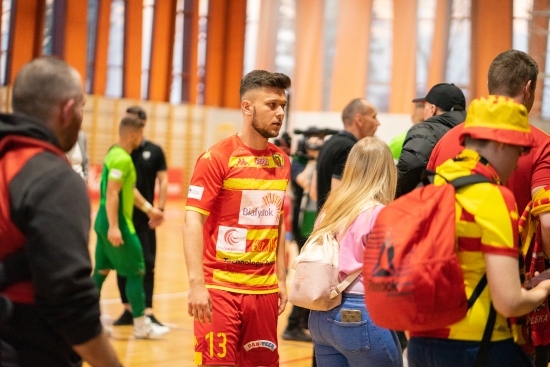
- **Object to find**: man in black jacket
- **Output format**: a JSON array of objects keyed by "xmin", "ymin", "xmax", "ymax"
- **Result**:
[
  {"xmin": 396, "ymin": 83, "xmax": 466, "ymax": 197},
  {"xmin": 0, "ymin": 57, "xmax": 121, "ymax": 366}
]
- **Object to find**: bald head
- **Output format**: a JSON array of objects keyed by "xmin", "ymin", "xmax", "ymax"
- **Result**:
[
  {"xmin": 342, "ymin": 98, "xmax": 372, "ymax": 126},
  {"xmin": 12, "ymin": 57, "xmax": 83, "ymax": 122}
]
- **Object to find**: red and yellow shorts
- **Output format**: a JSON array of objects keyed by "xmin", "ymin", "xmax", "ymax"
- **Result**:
[{"xmin": 193, "ymin": 288, "xmax": 279, "ymax": 367}]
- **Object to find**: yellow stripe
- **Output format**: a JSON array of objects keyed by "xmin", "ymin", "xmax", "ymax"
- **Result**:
[
  {"xmin": 223, "ymin": 178, "xmax": 287, "ymax": 190},
  {"xmin": 185, "ymin": 206, "xmax": 210, "ymax": 216},
  {"xmin": 212, "ymin": 270, "xmax": 278, "ymax": 286},
  {"xmin": 216, "ymin": 251, "xmax": 277, "ymax": 262},
  {"xmin": 248, "ymin": 228, "xmax": 279, "ymax": 238},
  {"xmin": 456, "ymin": 221, "xmax": 481, "ymax": 237},
  {"xmin": 228, "ymin": 156, "xmax": 280, "ymax": 168},
  {"xmin": 206, "ymin": 284, "xmax": 279, "ymax": 294}
]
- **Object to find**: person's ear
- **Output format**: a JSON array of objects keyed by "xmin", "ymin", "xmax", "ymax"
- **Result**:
[
  {"xmin": 242, "ymin": 100, "xmax": 252, "ymax": 115},
  {"xmin": 354, "ymin": 113, "xmax": 363, "ymax": 127},
  {"xmin": 524, "ymin": 80, "xmax": 532, "ymax": 100},
  {"xmin": 60, "ymin": 98, "xmax": 76, "ymax": 127}
]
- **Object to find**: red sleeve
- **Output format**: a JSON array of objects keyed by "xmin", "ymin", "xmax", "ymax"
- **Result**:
[
  {"xmin": 428, "ymin": 124, "xmax": 464, "ymax": 170},
  {"xmin": 185, "ymin": 148, "xmax": 226, "ymax": 214},
  {"xmin": 531, "ymin": 130, "xmax": 550, "ymax": 191}
]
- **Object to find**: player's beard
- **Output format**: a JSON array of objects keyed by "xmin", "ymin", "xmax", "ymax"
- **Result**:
[{"xmin": 251, "ymin": 108, "xmax": 279, "ymax": 139}]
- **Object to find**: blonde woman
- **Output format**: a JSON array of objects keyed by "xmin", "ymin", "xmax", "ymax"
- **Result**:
[{"xmin": 309, "ymin": 137, "xmax": 403, "ymax": 367}]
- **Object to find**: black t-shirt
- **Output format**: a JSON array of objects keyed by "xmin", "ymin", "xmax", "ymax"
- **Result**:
[
  {"xmin": 131, "ymin": 139, "xmax": 167, "ymax": 224},
  {"xmin": 315, "ymin": 130, "xmax": 357, "ymax": 210}
]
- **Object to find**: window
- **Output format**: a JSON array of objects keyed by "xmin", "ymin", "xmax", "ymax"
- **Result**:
[
  {"xmin": 86, "ymin": 0, "xmax": 99, "ymax": 93},
  {"xmin": 142, "ymin": 0, "xmax": 155, "ymax": 99},
  {"xmin": 0, "ymin": 0, "xmax": 13, "ymax": 85},
  {"xmin": 416, "ymin": 0, "xmax": 436, "ymax": 95},
  {"xmin": 105, "ymin": 0, "xmax": 125, "ymax": 98},
  {"xmin": 367, "ymin": 0, "xmax": 393, "ymax": 112},
  {"xmin": 170, "ymin": 0, "xmax": 185, "ymax": 103}
]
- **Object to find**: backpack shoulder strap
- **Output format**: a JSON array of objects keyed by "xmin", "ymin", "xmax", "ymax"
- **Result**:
[
  {"xmin": 467, "ymin": 274, "xmax": 487, "ymax": 309},
  {"xmin": 475, "ymin": 302, "xmax": 497, "ymax": 367},
  {"xmin": 449, "ymin": 174, "xmax": 492, "ymax": 189}
]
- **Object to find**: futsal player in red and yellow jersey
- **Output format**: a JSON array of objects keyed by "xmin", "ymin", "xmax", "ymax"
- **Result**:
[
  {"xmin": 183, "ymin": 70, "xmax": 292, "ymax": 367},
  {"xmin": 407, "ymin": 96, "xmax": 550, "ymax": 367}
]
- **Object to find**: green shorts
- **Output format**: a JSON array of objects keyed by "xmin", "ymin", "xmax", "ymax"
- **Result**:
[{"xmin": 94, "ymin": 210, "xmax": 145, "ymax": 276}]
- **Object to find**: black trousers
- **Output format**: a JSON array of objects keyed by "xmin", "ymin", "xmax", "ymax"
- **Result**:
[{"xmin": 117, "ymin": 224, "xmax": 157, "ymax": 308}]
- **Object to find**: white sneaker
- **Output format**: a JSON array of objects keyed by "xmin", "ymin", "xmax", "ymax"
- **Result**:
[{"xmin": 134, "ymin": 316, "xmax": 170, "ymax": 339}]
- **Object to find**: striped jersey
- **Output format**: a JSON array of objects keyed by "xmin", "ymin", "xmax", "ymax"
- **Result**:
[
  {"xmin": 186, "ymin": 134, "xmax": 291, "ymax": 294},
  {"xmin": 411, "ymin": 149, "xmax": 519, "ymax": 342}
]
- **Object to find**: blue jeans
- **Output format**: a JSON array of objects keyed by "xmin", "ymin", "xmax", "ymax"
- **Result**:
[
  {"xmin": 309, "ymin": 293, "xmax": 403, "ymax": 367},
  {"xmin": 408, "ymin": 337, "xmax": 534, "ymax": 367}
]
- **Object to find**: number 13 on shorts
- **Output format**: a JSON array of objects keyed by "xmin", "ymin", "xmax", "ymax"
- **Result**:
[{"xmin": 194, "ymin": 332, "xmax": 228, "ymax": 365}]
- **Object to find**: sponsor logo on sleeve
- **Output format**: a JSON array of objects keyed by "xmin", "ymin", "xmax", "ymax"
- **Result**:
[
  {"xmin": 216, "ymin": 226, "xmax": 247, "ymax": 253},
  {"xmin": 188, "ymin": 185, "xmax": 204, "ymax": 200},
  {"xmin": 109, "ymin": 168, "xmax": 123, "ymax": 179},
  {"xmin": 243, "ymin": 340, "xmax": 277, "ymax": 352},
  {"xmin": 239, "ymin": 190, "xmax": 284, "ymax": 226}
]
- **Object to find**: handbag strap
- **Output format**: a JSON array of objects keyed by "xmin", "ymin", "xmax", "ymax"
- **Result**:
[{"xmin": 329, "ymin": 269, "xmax": 362, "ymax": 299}]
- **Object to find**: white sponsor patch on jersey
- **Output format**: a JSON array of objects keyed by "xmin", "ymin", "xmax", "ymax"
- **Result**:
[
  {"xmin": 243, "ymin": 340, "xmax": 277, "ymax": 352},
  {"xmin": 142, "ymin": 151, "xmax": 151, "ymax": 160},
  {"xmin": 216, "ymin": 226, "xmax": 247, "ymax": 253},
  {"xmin": 109, "ymin": 168, "xmax": 123, "ymax": 179},
  {"xmin": 239, "ymin": 190, "xmax": 284, "ymax": 226},
  {"xmin": 188, "ymin": 185, "xmax": 204, "ymax": 200}
]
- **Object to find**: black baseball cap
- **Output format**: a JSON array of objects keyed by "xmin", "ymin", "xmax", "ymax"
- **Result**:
[{"xmin": 412, "ymin": 83, "xmax": 466, "ymax": 112}]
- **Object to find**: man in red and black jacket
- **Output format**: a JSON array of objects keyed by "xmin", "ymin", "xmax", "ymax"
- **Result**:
[{"xmin": 0, "ymin": 57, "xmax": 120, "ymax": 366}]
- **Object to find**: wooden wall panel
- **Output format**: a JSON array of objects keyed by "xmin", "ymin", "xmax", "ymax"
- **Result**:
[
  {"xmin": 64, "ymin": 0, "xmax": 88, "ymax": 79},
  {"xmin": 329, "ymin": 0, "xmax": 373, "ymax": 112},
  {"xmin": 293, "ymin": 0, "xmax": 324, "ymax": 111},
  {"xmin": 148, "ymin": 0, "xmax": 177, "ymax": 101},
  {"xmin": 471, "ymin": 0, "xmax": 512, "ymax": 99},
  {"xmin": 123, "ymin": 0, "xmax": 143, "ymax": 99},
  {"xmin": 254, "ymin": 0, "xmax": 278, "ymax": 72},
  {"xmin": 426, "ymin": 0, "xmax": 451, "ymax": 90},
  {"xmin": 9, "ymin": 0, "xmax": 44, "ymax": 83},
  {"xmin": 389, "ymin": 0, "xmax": 417, "ymax": 113},
  {"xmin": 92, "ymin": 0, "xmax": 112, "ymax": 95}
]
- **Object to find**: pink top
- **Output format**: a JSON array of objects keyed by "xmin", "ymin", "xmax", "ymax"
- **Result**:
[{"xmin": 336, "ymin": 204, "xmax": 384, "ymax": 294}]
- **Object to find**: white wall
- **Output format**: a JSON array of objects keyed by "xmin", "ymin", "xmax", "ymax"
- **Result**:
[{"xmin": 287, "ymin": 111, "xmax": 413, "ymax": 146}]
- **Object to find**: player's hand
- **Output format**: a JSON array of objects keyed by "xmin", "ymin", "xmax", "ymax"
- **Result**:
[
  {"xmin": 277, "ymin": 283, "xmax": 288, "ymax": 315},
  {"xmin": 188, "ymin": 284, "xmax": 212, "ymax": 323},
  {"xmin": 107, "ymin": 227, "xmax": 123, "ymax": 247},
  {"xmin": 147, "ymin": 207, "xmax": 164, "ymax": 228}
]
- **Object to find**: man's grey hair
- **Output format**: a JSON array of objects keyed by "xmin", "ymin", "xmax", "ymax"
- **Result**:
[{"xmin": 12, "ymin": 57, "xmax": 82, "ymax": 121}]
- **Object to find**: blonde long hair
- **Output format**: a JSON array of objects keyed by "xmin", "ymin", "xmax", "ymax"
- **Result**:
[{"xmin": 312, "ymin": 137, "xmax": 397, "ymax": 238}]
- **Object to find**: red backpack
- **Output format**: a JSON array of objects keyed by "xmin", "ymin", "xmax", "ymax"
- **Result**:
[{"xmin": 363, "ymin": 174, "xmax": 491, "ymax": 332}]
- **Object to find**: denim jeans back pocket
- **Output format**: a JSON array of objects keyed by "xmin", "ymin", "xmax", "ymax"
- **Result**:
[{"xmin": 327, "ymin": 317, "xmax": 370, "ymax": 352}]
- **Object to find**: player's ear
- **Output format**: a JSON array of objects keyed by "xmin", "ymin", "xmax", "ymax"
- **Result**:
[{"xmin": 242, "ymin": 100, "xmax": 252, "ymax": 115}]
